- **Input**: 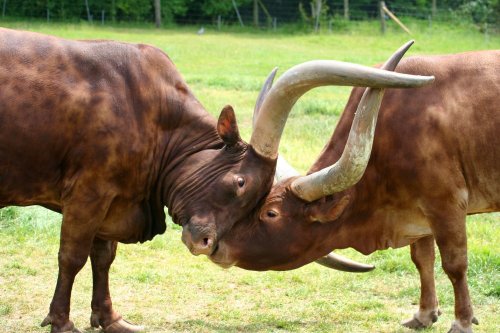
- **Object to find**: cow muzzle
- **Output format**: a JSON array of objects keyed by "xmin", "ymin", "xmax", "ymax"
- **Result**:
[{"xmin": 181, "ymin": 221, "xmax": 217, "ymax": 256}]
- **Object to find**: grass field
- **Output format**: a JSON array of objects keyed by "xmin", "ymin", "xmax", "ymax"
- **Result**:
[{"xmin": 0, "ymin": 20, "xmax": 499, "ymax": 333}]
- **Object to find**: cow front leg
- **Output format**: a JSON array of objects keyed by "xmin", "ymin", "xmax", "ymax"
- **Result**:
[
  {"xmin": 432, "ymin": 215, "xmax": 478, "ymax": 333},
  {"xmin": 90, "ymin": 238, "xmax": 143, "ymax": 333},
  {"xmin": 41, "ymin": 222, "xmax": 95, "ymax": 333},
  {"xmin": 402, "ymin": 235, "xmax": 441, "ymax": 329}
]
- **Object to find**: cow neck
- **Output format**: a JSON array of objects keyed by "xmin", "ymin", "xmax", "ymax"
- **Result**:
[
  {"xmin": 315, "ymin": 184, "xmax": 394, "ymax": 256},
  {"xmin": 153, "ymin": 104, "xmax": 223, "ymax": 223}
]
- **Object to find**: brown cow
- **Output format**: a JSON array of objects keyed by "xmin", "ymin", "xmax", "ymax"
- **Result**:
[
  {"xmin": 0, "ymin": 29, "xmax": 432, "ymax": 333},
  {"xmin": 210, "ymin": 45, "xmax": 499, "ymax": 333}
]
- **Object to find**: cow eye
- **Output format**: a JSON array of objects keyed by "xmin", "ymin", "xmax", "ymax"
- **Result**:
[
  {"xmin": 266, "ymin": 210, "xmax": 278, "ymax": 218},
  {"xmin": 237, "ymin": 177, "xmax": 245, "ymax": 188}
]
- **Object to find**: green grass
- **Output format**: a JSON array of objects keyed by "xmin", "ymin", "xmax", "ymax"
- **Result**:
[{"xmin": 0, "ymin": 21, "xmax": 499, "ymax": 332}]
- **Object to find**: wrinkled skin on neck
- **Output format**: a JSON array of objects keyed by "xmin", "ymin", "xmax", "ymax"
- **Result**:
[
  {"xmin": 164, "ymin": 142, "xmax": 276, "ymax": 247},
  {"xmin": 211, "ymin": 177, "xmax": 350, "ymax": 270},
  {"xmin": 130, "ymin": 47, "xmax": 276, "ymax": 252}
]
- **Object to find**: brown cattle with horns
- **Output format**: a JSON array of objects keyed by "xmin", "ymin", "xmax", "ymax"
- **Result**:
[
  {"xmin": 210, "ymin": 43, "xmax": 499, "ymax": 333},
  {"xmin": 0, "ymin": 29, "xmax": 433, "ymax": 333}
]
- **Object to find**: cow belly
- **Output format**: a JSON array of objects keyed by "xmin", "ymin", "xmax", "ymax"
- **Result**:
[
  {"xmin": 467, "ymin": 183, "xmax": 500, "ymax": 214},
  {"xmin": 97, "ymin": 200, "xmax": 166, "ymax": 243},
  {"xmin": 377, "ymin": 209, "xmax": 433, "ymax": 250},
  {"xmin": 0, "ymin": 167, "xmax": 61, "ymax": 208}
]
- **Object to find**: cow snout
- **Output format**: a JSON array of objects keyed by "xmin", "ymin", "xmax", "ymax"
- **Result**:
[{"xmin": 181, "ymin": 222, "xmax": 217, "ymax": 256}]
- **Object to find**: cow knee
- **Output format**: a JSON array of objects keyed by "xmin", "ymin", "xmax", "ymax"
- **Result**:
[
  {"xmin": 58, "ymin": 251, "xmax": 88, "ymax": 274},
  {"xmin": 441, "ymin": 256, "xmax": 467, "ymax": 283},
  {"xmin": 91, "ymin": 240, "xmax": 117, "ymax": 270}
]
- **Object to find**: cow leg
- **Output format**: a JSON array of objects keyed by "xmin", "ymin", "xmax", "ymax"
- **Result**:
[
  {"xmin": 432, "ymin": 214, "xmax": 478, "ymax": 333},
  {"xmin": 90, "ymin": 238, "xmax": 120, "ymax": 328},
  {"xmin": 402, "ymin": 235, "xmax": 441, "ymax": 329},
  {"xmin": 90, "ymin": 238, "xmax": 143, "ymax": 333},
  {"xmin": 41, "ymin": 219, "xmax": 95, "ymax": 333}
]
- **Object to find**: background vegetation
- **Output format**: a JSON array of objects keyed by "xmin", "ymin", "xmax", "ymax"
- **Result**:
[
  {"xmin": 0, "ymin": 0, "xmax": 498, "ymax": 32},
  {"xmin": 0, "ymin": 19, "xmax": 499, "ymax": 333}
]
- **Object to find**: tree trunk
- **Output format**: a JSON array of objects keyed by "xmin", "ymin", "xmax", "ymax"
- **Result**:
[
  {"xmin": 314, "ymin": 0, "xmax": 321, "ymax": 33},
  {"xmin": 154, "ymin": 0, "xmax": 161, "ymax": 28},
  {"xmin": 85, "ymin": 0, "xmax": 92, "ymax": 22},
  {"xmin": 111, "ymin": 0, "xmax": 116, "ymax": 22},
  {"xmin": 253, "ymin": 0, "xmax": 259, "ymax": 27}
]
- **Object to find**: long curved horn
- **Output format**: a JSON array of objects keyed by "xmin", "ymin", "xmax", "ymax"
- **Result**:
[
  {"xmin": 316, "ymin": 252, "xmax": 375, "ymax": 273},
  {"xmin": 291, "ymin": 40, "xmax": 425, "ymax": 202},
  {"xmin": 254, "ymin": 70, "xmax": 300, "ymax": 183},
  {"xmin": 253, "ymin": 67, "xmax": 278, "ymax": 128},
  {"xmin": 249, "ymin": 56, "xmax": 434, "ymax": 160}
]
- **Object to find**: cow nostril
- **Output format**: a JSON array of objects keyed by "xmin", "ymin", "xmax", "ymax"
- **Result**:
[{"xmin": 203, "ymin": 237, "xmax": 213, "ymax": 248}]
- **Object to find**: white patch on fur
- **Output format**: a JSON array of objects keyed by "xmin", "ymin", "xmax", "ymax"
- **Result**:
[
  {"xmin": 448, "ymin": 320, "xmax": 473, "ymax": 333},
  {"xmin": 374, "ymin": 209, "xmax": 433, "ymax": 249}
]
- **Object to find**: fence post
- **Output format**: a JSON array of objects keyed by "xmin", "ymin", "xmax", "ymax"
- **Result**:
[
  {"xmin": 432, "ymin": 0, "xmax": 436, "ymax": 18},
  {"xmin": 2, "ymin": 0, "xmax": 6, "ymax": 17},
  {"xmin": 257, "ymin": 0, "xmax": 273, "ymax": 29},
  {"xmin": 47, "ymin": 8, "xmax": 50, "ymax": 23},
  {"xmin": 232, "ymin": 0, "xmax": 244, "ymax": 27},
  {"xmin": 379, "ymin": 1, "xmax": 386, "ymax": 34},
  {"xmin": 217, "ymin": 15, "xmax": 221, "ymax": 30},
  {"xmin": 101, "ymin": 10, "xmax": 105, "ymax": 25},
  {"xmin": 382, "ymin": 4, "xmax": 411, "ymax": 34},
  {"xmin": 273, "ymin": 17, "xmax": 277, "ymax": 32}
]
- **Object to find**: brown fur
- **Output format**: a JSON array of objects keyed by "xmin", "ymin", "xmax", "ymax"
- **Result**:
[
  {"xmin": 0, "ymin": 28, "xmax": 275, "ymax": 332},
  {"xmin": 214, "ymin": 50, "xmax": 500, "ymax": 332}
]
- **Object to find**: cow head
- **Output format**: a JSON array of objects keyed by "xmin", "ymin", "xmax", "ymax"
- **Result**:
[
  {"xmin": 207, "ymin": 41, "xmax": 435, "ymax": 270},
  {"xmin": 172, "ymin": 109, "xmax": 275, "ymax": 257}
]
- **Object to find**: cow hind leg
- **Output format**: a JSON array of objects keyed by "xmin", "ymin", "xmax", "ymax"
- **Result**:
[
  {"xmin": 430, "ymin": 212, "xmax": 478, "ymax": 333},
  {"xmin": 402, "ymin": 235, "xmax": 441, "ymax": 329},
  {"xmin": 90, "ymin": 238, "xmax": 143, "ymax": 333}
]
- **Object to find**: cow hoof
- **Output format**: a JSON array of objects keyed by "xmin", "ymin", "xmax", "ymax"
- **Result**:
[
  {"xmin": 402, "ymin": 309, "xmax": 440, "ymax": 329},
  {"xmin": 447, "ymin": 320, "xmax": 474, "ymax": 333},
  {"xmin": 104, "ymin": 318, "xmax": 144, "ymax": 333},
  {"xmin": 402, "ymin": 316, "xmax": 427, "ymax": 329},
  {"xmin": 41, "ymin": 314, "xmax": 81, "ymax": 333},
  {"xmin": 90, "ymin": 312, "xmax": 100, "ymax": 328}
]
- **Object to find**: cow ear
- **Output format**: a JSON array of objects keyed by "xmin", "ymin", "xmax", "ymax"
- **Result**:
[
  {"xmin": 306, "ymin": 195, "xmax": 350, "ymax": 223},
  {"xmin": 217, "ymin": 105, "xmax": 241, "ymax": 146}
]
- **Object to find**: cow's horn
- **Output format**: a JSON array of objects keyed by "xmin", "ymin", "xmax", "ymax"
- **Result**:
[
  {"xmin": 249, "ymin": 52, "xmax": 434, "ymax": 160},
  {"xmin": 253, "ymin": 67, "xmax": 278, "ymax": 128},
  {"xmin": 316, "ymin": 252, "xmax": 375, "ymax": 273},
  {"xmin": 252, "ymin": 67, "xmax": 300, "ymax": 182},
  {"xmin": 254, "ymin": 69, "xmax": 300, "ymax": 184},
  {"xmin": 290, "ymin": 41, "xmax": 430, "ymax": 202}
]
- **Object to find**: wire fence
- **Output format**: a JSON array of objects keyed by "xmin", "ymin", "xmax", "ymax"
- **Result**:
[{"xmin": 0, "ymin": 0, "xmax": 497, "ymax": 33}]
